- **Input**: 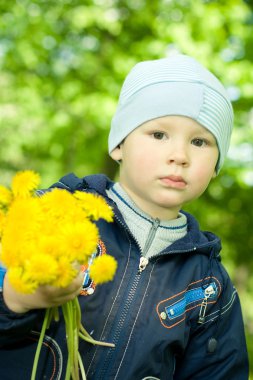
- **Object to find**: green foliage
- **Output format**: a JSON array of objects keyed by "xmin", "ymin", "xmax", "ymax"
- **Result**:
[{"xmin": 0, "ymin": 0, "xmax": 252, "ymax": 374}]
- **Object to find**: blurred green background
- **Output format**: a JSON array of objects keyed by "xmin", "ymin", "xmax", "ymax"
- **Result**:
[{"xmin": 0, "ymin": 0, "xmax": 252, "ymax": 375}]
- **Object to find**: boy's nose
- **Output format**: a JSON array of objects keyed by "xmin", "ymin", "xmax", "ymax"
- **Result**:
[{"xmin": 166, "ymin": 143, "xmax": 189, "ymax": 167}]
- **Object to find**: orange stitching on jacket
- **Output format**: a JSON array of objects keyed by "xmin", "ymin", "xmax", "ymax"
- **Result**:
[{"xmin": 156, "ymin": 276, "xmax": 222, "ymax": 329}]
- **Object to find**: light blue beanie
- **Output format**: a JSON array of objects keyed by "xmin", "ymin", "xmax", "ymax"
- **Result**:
[{"xmin": 108, "ymin": 54, "xmax": 233, "ymax": 172}]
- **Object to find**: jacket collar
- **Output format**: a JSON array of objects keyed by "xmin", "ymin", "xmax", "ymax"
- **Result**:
[{"xmin": 55, "ymin": 172, "xmax": 221, "ymax": 257}]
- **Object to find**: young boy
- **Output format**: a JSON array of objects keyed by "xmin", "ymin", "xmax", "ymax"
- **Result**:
[{"xmin": 0, "ymin": 54, "xmax": 249, "ymax": 379}]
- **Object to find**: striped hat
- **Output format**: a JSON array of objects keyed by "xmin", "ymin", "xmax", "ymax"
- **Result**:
[{"xmin": 108, "ymin": 54, "xmax": 233, "ymax": 172}]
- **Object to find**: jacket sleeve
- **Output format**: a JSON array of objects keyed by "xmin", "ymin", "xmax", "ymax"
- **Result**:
[
  {"xmin": 173, "ymin": 277, "xmax": 249, "ymax": 380},
  {"xmin": 0, "ymin": 267, "xmax": 42, "ymax": 347}
]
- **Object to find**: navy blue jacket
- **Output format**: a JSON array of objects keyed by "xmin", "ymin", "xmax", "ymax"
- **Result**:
[{"xmin": 0, "ymin": 173, "xmax": 249, "ymax": 380}]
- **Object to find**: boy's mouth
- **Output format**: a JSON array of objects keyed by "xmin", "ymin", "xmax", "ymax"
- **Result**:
[{"xmin": 160, "ymin": 175, "xmax": 187, "ymax": 189}]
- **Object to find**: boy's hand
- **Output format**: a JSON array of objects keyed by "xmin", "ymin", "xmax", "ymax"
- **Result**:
[{"xmin": 3, "ymin": 271, "xmax": 84, "ymax": 314}]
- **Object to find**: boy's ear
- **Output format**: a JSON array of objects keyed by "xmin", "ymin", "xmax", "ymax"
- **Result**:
[{"xmin": 110, "ymin": 145, "xmax": 123, "ymax": 162}]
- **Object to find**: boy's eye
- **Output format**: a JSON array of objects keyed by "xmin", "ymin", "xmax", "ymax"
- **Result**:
[
  {"xmin": 153, "ymin": 132, "xmax": 166, "ymax": 140},
  {"xmin": 192, "ymin": 138, "xmax": 207, "ymax": 147}
]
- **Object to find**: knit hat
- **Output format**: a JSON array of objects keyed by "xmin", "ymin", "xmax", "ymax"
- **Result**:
[{"xmin": 108, "ymin": 54, "xmax": 233, "ymax": 172}]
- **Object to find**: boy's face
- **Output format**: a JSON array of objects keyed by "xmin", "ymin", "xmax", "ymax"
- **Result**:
[{"xmin": 111, "ymin": 116, "xmax": 219, "ymax": 220}]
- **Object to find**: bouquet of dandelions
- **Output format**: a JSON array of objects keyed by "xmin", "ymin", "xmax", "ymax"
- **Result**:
[{"xmin": 0, "ymin": 171, "xmax": 117, "ymax": 380}]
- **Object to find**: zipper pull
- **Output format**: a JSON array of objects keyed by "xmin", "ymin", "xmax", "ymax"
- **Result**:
[
  {"xmin": 198, "ymin": 285, "xmax": 215, "ymax": 324},
  {"xmin": 205, "ymin": 284, "xmax": 216, "ymax": 297},
  {"xmin": 138, "ymin": 256, "xmax": 149, "ymax": 274},
  {"xmin": 198, "ymin": 296, "xmax": 208, "ymax": 324}
]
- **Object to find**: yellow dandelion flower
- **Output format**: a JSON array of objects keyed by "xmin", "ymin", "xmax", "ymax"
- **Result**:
[
  {"xmin": 8, "ymin": 197, "xmax": 42, "ymax": 226},
  {"xmin": 0, "ymin": 185, "xmax": 13, "ymax": 208},
  {"xmin": 35, "ymin": 217, "xmax": 58, "ymax": 239},
  {"xmin": 11, "ymin": 170, "xmax": 40, "ymax": 198},
  {"xmin": 0, "ymin": 243, "xmax": 20, "ymax": 268},
  {"xmin": 89, "ymin": 254, "xmax": 117, "ymax": 284},
  {"xmin": 37, "ymin": 236, "xmax": 64, "ymax": 259},
  {"xmin": 25, "ymin": 254, "xmax": 59, "ymax": 285},
  {"xmin": 8, "ymin": 267, "xmax": 38, "ymax": 294},
  {"xmin": 51, "ymin": 257, "xmax": 77, "ymax": 288},
  {"xmin": 21, "ymin": 241, "xmax": 40, "ymax": 267},
  {"xmin": 0, "ymin": 209, "xmax": 6, "ymax": 237},
  {"xmin": 66, "ymin": 206, "xmax": 89, "ymax": 225},
  {"xmin": 74, "ymin": 192, "xmax": 114, "ymax": 222},
  {"xmin": 60, "ymin": 220, "xmax": 99, "ymax": 262},
  {"xmin": 0, "ymin": 220, "xmax": 31, "ymax": 268},
  {"xmin": 0, "ymin": 169, "xmax": 118, "ymax": 380},
  {"xmin": 39, "ymin": 188, "xmax": 77, "ymax": 220},
  {"xmin": 3, "ymin": 198, "xmax": 42, "ymax": 246}
]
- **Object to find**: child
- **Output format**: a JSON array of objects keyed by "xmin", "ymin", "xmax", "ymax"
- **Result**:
[{"xmin": 0, "ymin": 54, "xmax": 249, "ymax": 379}]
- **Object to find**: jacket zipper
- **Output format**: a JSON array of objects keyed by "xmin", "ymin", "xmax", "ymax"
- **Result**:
[
  {"xmin": 86, "ymin": 211, "xmax": 140, "ymax": 377},
  {"xmin": 114, "ymin": 211, "xmax": 160, "ymax": 274},
  {"xmin": 138, "ymin": 218, "xmax": 160, "ymax": 274},
  {"xmin": 113, "ymin": 211, "xmax": 143, "ymax": 253},
  {"xmin": 162, "ymin": 282, "xmax": 218, "ymax": 321},
  {"xmin": 142, "ymin": 218, "xmax": 160, "ymax": 255},
  {"xmin": 95, "ymin": 262, "xmax": 142, "ymax": 379},
  {"xmin": 198, "ymin": 283, "xmax": 217, "ymax": 324},
  {"xmin": 93, "ymin": 215, "xmax": 159, "ymax": 378}
]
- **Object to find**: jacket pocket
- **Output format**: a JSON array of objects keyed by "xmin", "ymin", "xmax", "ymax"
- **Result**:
[
  {"xmin": 156, "ymin": 277, "xmax": 221, "ymax": 329},
  {"xmin": 0, "ymin": 331, "xmax": 63, "ymax": 380}
]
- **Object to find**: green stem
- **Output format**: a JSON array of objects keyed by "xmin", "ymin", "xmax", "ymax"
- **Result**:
[
  {"xmin": 30, "ymin": 294, "xmax": 115, "ymax": 380},
  {"xmin": 31, "ymin": 308, "xmax": 51, "ymax": 380},
  {"xmin": 72, "ymin": 300, "xmax": 79, "ymax": 380},
  {"xmin": 78, "ymin": 352, "xmax": 86, "ymax": 380},
  {"xmin": 62, "ymin": 303, "xmax": 73, "ymax": 380},
  {"xmin": 46, "ymin": 307, "xmax": 57, "ymax": 329},
  {"xmin": 52, "ymin": 306, "xmax": 60, "ymax": 322},
  {"xmin": 62, "ymin": 300, "xmax": 81, "ymax": 380},
  {"xmin": 79, "ymin": 332, "xmax": 115, "ymax": 348},
  {"xmin": 74, "ymin": 297, "xmax": 81, "ymax": 328},
  {"xmin": 73, "ymin": 297, "xmax": 85, "ymax": 379},
  {"xmin": 32, "ymin": 298, "xmax": 114, "ymax": 380},
  {"xmin": 79, "ymin": 322, "xmax": 115, "ymax": 347}
]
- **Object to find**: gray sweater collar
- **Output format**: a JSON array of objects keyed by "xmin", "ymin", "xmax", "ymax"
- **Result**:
[{"xmin": 107, "ymin": 183, "xmax": 187, "ymax": 258}]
